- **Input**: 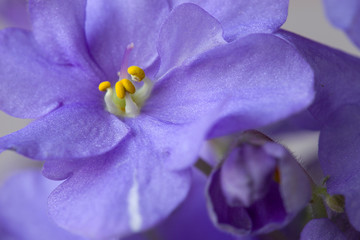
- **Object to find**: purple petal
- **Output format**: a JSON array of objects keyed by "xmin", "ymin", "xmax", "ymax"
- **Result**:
[
  {"xmin": 0, "ymin": 28, "xmax": 103, "ymax": 118},
  {"xmin": 157, "ymin": 168, "xmax": 235, "ymax": 240},
  {"xmin": 170, "ymin": 0, "xmax": 289, "ymax": 41},
  {"xmin": 157, "ymin": 3, "xmax": 226, "ymax": 77},
  {"xmin": 221, "ymin": 145, "xmax": 276, "ymax": 207},
  {"xmin": 319, "ymin": 105, "xmax": 360, "ymax": 231},
  {"xmin": 0, "ymin": 170, "xmax": 84, "ymax": 240},
  {"xmin": 0, "ymin": 0, "xmax": 30, "ymax": 29},
  {"xmin": 323, "ymin": 0, "xmax": 360, "ymax": 48},
  {"xmin": 277, "ymin": 30, "xmax": 360, "ymax": 125},
  {"xmin": 0, "ymin": 104, "xmax": 129, "ymax": 160},
  {"xmin": 300, "ymin": 219, "xmax": 346, "ymax": 240},
  {"xmin": 146, "ymin": 33, "xmax": 314, "ymax": 137},
  {"xmin": 85, "ymin": 0, "xmax": 170, "ymax": 80},
  {"xmin": 207, "ymin": 168, "xmax": 252, "ymax": 235},
  {"xmin": 48, "ymin": 117, "xmax": 192, "ymax": 239},
  {"xmin": 29, "ymin": 0, "xmax": 91, "ymax": 65}
]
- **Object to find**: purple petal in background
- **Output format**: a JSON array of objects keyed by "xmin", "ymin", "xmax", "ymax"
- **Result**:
[
  {"xmin": 323, "ymin": 0, "xmax": 360, "ymax": 48},
  {"xmin": 301, "ymin": 219, "xmax": 346, "ymax": 240},
  {"xmin": 277, "ymin": 30, "xmax": 360, "ymax": 126},
  {"xmin": 319, "ymin": 105, "xmax": 360, "ymax": 231},
  {"xmin": 0, "ymin": 170, "xmax": 84, "ymax": 240}
]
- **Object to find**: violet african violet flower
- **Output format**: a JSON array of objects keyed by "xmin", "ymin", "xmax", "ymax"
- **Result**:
[
  {"xmin": 0, "ymin": 0, "xmax": 314, "ymax": 239},
  {"xmin": 207, "ymin": 130, "xmax": 311, "ymax": 235},
  {"xmin": 323, "ymin": 0, "xmax": 360, "ymax": 48}
]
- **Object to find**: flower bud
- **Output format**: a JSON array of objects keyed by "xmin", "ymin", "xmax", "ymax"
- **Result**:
[{"xmin": 207, "ymin": 130, "xmax": 311, "ymax": 235}]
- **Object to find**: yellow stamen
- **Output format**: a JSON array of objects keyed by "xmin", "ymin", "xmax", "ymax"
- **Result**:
[
  {"xmin": 120, "ymin": 78, "xmax": 136, "ymax": 94},
  {"xmin": 115, "ymin": 81, "xmax": 126, "ymax": 99},
  {"xmin": 128, "ymin": 66, "xmax": 145, "ymax": 81},
  {"xmin": 273, "ymin": 168, "xmax": 281, "ymax": 183},
  {"xmin": 98, "ymin": 81, "xmax": 111, "ymax": 92}
]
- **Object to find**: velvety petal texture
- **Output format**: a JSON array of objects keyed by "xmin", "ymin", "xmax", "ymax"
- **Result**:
[
  {"xmin": 277, "ymin": 30, "xmax": 360, "ymax": 126},
  {"xmin": 0, "ymin": 104, "xmax": 129, "ymax": 160},
  {"xmin": 323, "ymin": 0, "xmax": 360, "ymax": 48},
  {"xmin": 0, "ymin": 28, "xmax": 103, "ymax": 118},
  {"xmin": 47, "ymin": 115, "xmax": 195, "ymax": 239},
  {"xmin": 170, "ymin": 0, "xmax": 289, "ymax": 41},
  {"xmin": 207, "ymin": 131, "xmax": 311, "ymax": 235},
  {"xmin": 319, "ymin": 105, "xmax": 360, "ymax": 231},
  {"xmin": 0, "ymin": 170, "xmax": 84, "ymax": 240},
  {"xmin": 85, "ymin": 0, "xmax": 170, "ymax": 81},
  {"xmin": 29, "ymin": 0, "xmax": 91, "ymax": 65},
  {"xmin": 148, "ymin": 33, "xmax": 314, "ymax": 137},
  {"xmin": 300, "ymin": 219, "xmax": 348, "ymax": 240},
  {"xmin": 156, "ymin": 3, "xmax": 226, "ymax": 77},
  {"xmin": 156, "ymin": 168, "xmax": 235, "ymax": 240}
]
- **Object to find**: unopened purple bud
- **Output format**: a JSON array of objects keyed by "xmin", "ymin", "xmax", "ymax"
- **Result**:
[{"xmin": 207, "ymin": 130, "xmax": 311, "ymax": 236}]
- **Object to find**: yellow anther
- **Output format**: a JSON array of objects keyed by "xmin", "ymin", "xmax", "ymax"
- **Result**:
[
  {"xmin": 98, "ymin": 81, "xmax": 111, "ymax": 92},
  {"xmin": 127, "ymin": 66, "xmax": 145, "ymax": 81},
  {"xmin": 120, "ymin": 78, "xmax": 136, "ymax": 94},
  {"xmin": 115, "ymin": 81, "xmax": 125, "ymax": 99}
]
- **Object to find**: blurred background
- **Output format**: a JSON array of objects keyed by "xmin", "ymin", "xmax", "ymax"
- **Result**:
[{"xmin": 0, "ymin": 0, "xmax": 359, "ymax": 182}]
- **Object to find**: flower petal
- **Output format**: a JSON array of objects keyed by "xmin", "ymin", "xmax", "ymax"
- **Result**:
[
  {"xmin": 300, "ymin": 219, "xmax": 346, "ymax": 240},
  {"xmin": 319, "ymin": 105, "xmax": 360, "ymax": 231},
  {"xmin": 277, "ymin": 30, "xmax": 360, "ymax": 125},
  {"xmin": 323, "ymin": 0, "xmax": 360, "ymax": 48},
  {"xmin": 156, "ymin": 3, "xmax": 226, "ymax": 77},
  {"xmin": 0, "ymin": 0, "xmax": 30, "ymax": 29},
  {"xmin": 0, "ymin": 104, "xmax": 129, "ymax": 160},
  {"xmin": 29, "ymin": 0, "xmax": 91, "ymax": 65},
  {"xmin": 0, "ymin": 28, "xmax": 102, "ymax": 118},
  {"xmin": 0, "ymin": 170, "xmax": 84, "ymax": 240},
  {"xmin": 85, "ymin": 0, "xmax": 170, "ymax": 80},
  {"xmin": 170, "ymin": 0, "xmax": 289, "ymax": 41},
  {"xmin": 156, "ymin": 168, "xmax": 235, "ymax": 240},
  {"xmin": 47, "ymin": 125, "xmax": 191, "ymax": 239},
  {"xmin": 146, "ymin": 33, "xmax": 314, "ymax": 137}
]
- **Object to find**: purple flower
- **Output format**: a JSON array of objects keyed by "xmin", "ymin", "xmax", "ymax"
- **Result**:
[
  {"xmin": 206, "ymin": 130, "xmax": 311, "ymax": 235},
  {"xmin": 323, "ymin": 0, "xmax": 360, "ymax": 48},
  {"xmin": 0, "ymin": 0, "xmax": 314, "ymax": 239}
]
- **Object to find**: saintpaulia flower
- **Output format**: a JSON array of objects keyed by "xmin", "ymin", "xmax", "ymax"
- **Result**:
[
  {"xmin": 277, "ymin": 30, "xmax": 360, "ymax": 233},
  {"xmin": 206, "ymin": 130, "xmax": 311, "ymax": 235},
  {"xmin": 0, "ymin": 0, "xmax": 314, "ymax": 239},
  {"xmin": 323, "ymin": 0, "xmax": 360, "ymax": 48}
]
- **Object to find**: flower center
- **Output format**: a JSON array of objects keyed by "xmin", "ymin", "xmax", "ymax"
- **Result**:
[{"xmin": 98, "ymin": 43, "xmax": 153, "ymax": 117}]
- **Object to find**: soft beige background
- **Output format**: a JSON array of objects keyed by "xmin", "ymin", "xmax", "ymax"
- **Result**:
[{"xmin": 0, "ymin": 0, "xmax": 359, "ymax": 181}]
